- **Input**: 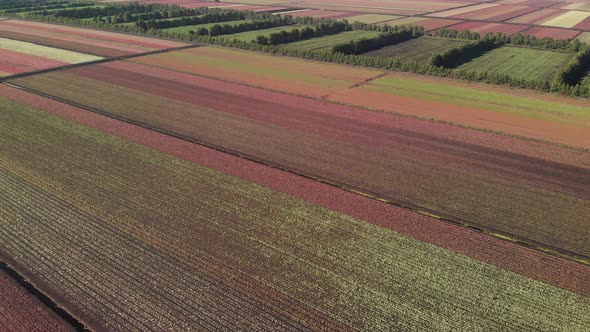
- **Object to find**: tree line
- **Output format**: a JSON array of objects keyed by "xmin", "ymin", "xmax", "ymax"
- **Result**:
[
  {"xmin": 331, "ymin": 27, "xmax": 420, "ymax": 55},
  {"xmin": 256, "ymin": 21, "xmax": 347, "ymax": 45}
]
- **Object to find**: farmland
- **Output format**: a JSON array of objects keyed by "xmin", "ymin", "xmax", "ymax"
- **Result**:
[
  {"xmin": 0, "ymin": 19, "xmax": 187, "ymax": 57},
  {"xmin": 458, "ymin": 46, "xmax": 573, "ymax": 81},
  {"xmin": 0, "ymin": 37, "xmax": 101, "ymax": 77},
  {"xmin": 362, "ymin": 36, "xmax": 469, "ymax": 63},
  {"xmin": 280, "ymin": 30, "xmax": 381, "ymax": 51},
  {"xmin": 0, "ymin": 86, "xmax": 589, "ymax": 330},
  {"xmin": 10, "ymin": 60, "xmax": 590, "ymax": 260},
  {"xmin": 130, "ymin": 46, "xmax": 590, "ymax": 148},
  {"xmin": 0, "ymin": 269, "xmax": 71, "ymax": 331},
  {"xmin": 0, "ymin": 0, "xmax": 589, "ymax": 330}
]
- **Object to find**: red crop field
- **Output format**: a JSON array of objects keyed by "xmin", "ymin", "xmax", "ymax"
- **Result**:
[
  {"xmin": 0, "ymin": 20, "xmax": 187, "ymax": 57},
  {"xmin": 524, "ymin": 26, "xmax": 581, "ymax": 38},
  {"xmin": 445, "ymin": 21, "xmax": 530, "ymax": 34},
  {"xmin": 508, "ymin": 8, "xmax": 566, "ymax": 24},
  {"xmin": 450, "ymin": 4, "xmax": 538, "ymax": 21},
  {"xmin": 0, "ymin": 270, "xmax": 71, "ymax": 332},
  {"xmin": 379, "ymin": 17, "xmax": 462, "ymax": 31}
]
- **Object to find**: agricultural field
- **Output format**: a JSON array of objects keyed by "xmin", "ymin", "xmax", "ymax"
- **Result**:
[
  {"xmin": 0, "ymin": 19, "xmax": 187, "ymax": 57},
  {"xmin": 1, "ymin": 78, "xmax": 590, "ymax": 331},
  {"xmin": 362, "ymin": 36, "xmax": 469, "ymax": 64},
  {"xmin": 10, "ymin": 59, "xmax": 590, "ymax": 260},
  {"xmin": 0, "ymin": 0, "xmax": 590, "ymax": 330},
  {"xmin": 279, "ymin": 30, "xmax": 381, "ymax": 51},
  {"xmin": 0, "ymin": 37, "xmax": 101, "ymax": 77},
  {"xmin": 0, "ymin": 269, "xmax": 71, "ymax": 331},
  {"xmin": 163, "ymin": 19, "xmax": 253, "ymax": 33},
  {"xmin": 458, "ymin": 46, "xmax": 573, "ymax": 81},
  {"xmin": 131, "ymin": 47, "xmax": 590, "ymax": 148}
]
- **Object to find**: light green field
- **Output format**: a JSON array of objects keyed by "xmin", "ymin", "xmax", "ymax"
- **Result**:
[
  {"xmin": 221, "ymin": 24, "xmax": 304, "ymax": 42},
  {"xmin": 279, "ymin": 30, "xmax": 382, "ymax": 51},
  {"xmin": 364, "ymin": 75, "xmax": 590, "ymax": 124},
  {"xmin": 163, "ymin": 19, "xmax": 252, "ymax": 33},
  {"xmin": 363, "ymin": 36, "xmax": 469, "ymax": 64},
  {"xmin": 458, "ymin": 46, "xmax": 573, "ymax": 81}
]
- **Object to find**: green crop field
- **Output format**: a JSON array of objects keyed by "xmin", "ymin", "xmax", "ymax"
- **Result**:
[
  {"xmin": 279, "ymin": 30, "xmax": 382, "ymax": 51},
  {"xmin": 221, "ymin": 24, "xmax": 306, "ymax": 42},
  {"xmin": 163, "ymin": 19, "xmax": 253, "ymax": 33},
  {"xmin": 362, "ymin": 36, "xmax": 469, "ymax": 64},
  {"xmin": 458, "ymin": 46, "xmax": 573, "ymax": 82}
]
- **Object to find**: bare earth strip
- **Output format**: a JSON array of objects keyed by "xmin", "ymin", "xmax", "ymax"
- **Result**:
[{"xmin": 0, "ymin": 88, "xmax": 589, "ymax": 331}]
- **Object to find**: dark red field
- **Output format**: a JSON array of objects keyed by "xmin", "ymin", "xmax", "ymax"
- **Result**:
[{"xmin": 0, "ymin": 270, "xmax": 70, "ymax": 332}]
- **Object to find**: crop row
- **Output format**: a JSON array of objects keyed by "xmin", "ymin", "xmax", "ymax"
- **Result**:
[{"xmin": 0, "ymin": 94, "xmax": 589, "ymax": 330}]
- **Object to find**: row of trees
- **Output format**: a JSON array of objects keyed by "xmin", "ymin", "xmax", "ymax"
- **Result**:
[
  {"xmin": 1, "ymin": 2, "xmax": 89, "ymax": 14},
  {"xmin": 137, "ymin": 10, "xmax": 246, "ymax": 30},
  {"xmin": 332, "ymin": 28, "xmax": 419, "ymax": 55},
  {"xmin": 433, "ymin": 28, "xmax": 573, "ymax": 50},
  {"xmin": 430, "ymin": 39, "xmax": 497, "ymax": 68},
  {"xmin": 257, "ymin": 21, "xmax": 347, "ymax": 45}
]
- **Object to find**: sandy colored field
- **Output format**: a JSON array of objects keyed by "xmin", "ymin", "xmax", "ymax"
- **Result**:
[
  {"xmin": 0, "ymin": 270, "xmax": 71, "ymax": 332},
  {"xmin": 451, "ymin": 4, "xmax": 537, "ymax": 21},
  {"xmin": 0, "ymin": 37, "xmax": 101, "ymax": 63},
  {"xmin": 130, "ymin": 47, "xmax": 590, "ymax": 149},
  {"xmin": 577, "ymin": 31, "xmax": 590, "ymax": 42},
  {"xmin": 1, "ymin": 86, "xmax": 590, "ymax": 331},
  {"xmin": 11, "ymin": 62, "xmax": 590, "ymax": 260},
  {"xmin": 541, "ymin": 10, "xmax": 590, "ymax": 28}
]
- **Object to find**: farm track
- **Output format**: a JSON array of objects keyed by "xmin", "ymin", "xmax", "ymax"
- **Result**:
[
  {"xmin": 7, "ymin": 61, "xmax": 590, "ymax": 265},
  {"xmin": 0, "ymin": 98, "xmax": 589, "ymax": 330}
]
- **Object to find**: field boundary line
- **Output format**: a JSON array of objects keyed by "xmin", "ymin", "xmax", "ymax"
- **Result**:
[
  {"xmin": 5, "ymin": 81, "xmax": 590, "ymax": 268},
  {"xmin": 348, "ymin": 72, "xmax": 388, "ymax": 88},
  {"xmin": 0, "ymin": 259, "xmax": 88, "ymax": 331}
]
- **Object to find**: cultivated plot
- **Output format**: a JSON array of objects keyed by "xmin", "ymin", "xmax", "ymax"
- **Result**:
[
  {"xmin": 458, "ymin": 46, "xmax": 573, "ymax": 81},
  {"xmin": 0, "ymin": 37, "xmax": 101, "ymax": 77},
  {"xmin": 0, "ymin": 19, "xmax": 187, "ymax": 57},
  {"xmin": 362, "ymin": 36, "xmax": 469, "ymax": 63}
]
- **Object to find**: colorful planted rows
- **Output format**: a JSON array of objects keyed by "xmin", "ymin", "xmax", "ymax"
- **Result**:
[
  {"xmin": 128, "ymin": 46, "xmax": 590, "ymax": 149},
  {"xmin": 1, "ymin": 83, "xmax": 590, "ymax": 331},
  {"xmin": 10, "ymin": 59, "xmax": 590, "ymax": 262},
  {"xmin": 0, "ymin": 19, "xmax": 187, "ymax": 57},
  {"xmin": 0, "ymin": 269, "xmax": 71, "ymax": 332},
  {"xmin": 0, "ymin": 37, "xmax": 101, "ymax": 77}
]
